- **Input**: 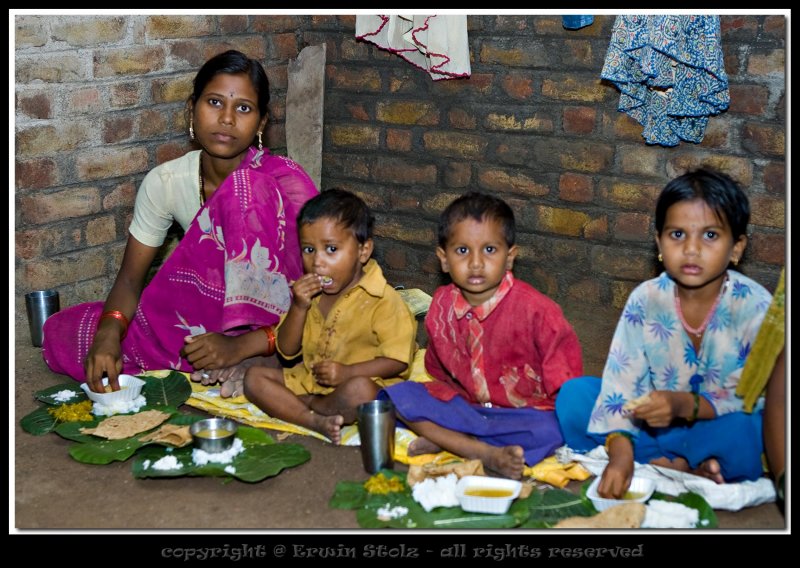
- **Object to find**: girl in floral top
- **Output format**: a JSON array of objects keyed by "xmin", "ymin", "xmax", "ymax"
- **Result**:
[{"xmin": 556, "ymin": 169, "xmax": 772, "ymax": 499}]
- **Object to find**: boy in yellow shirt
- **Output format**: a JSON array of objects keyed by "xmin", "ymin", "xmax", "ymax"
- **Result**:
[{"xmin": 243, "ymin": 189, "xmax": 417, "ymax": 443}]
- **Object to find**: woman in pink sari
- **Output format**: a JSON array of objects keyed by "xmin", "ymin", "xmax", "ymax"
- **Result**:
[{"xmin": 42, "ymin": 50, "xmax": 318, "ymax": 396}]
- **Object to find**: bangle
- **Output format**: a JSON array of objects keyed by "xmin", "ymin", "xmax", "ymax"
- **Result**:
[
  {"xmin": 98, "ymin": 310, "xmax": 129, "ymax": 340},
  {"xmin": 261, "ymin": 326, "xmax": 276, "ymax": 356},
  {"xmin": 604, "ymin": 431, "xmax": 632, "ymax": 452},
  {"xmin": 687, "ymin": 392, "xmax": 701, "ymax": 423}
]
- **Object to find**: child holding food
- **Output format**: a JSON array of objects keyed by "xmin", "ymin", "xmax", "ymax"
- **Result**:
[
  {"xmin": 243, "ymin": 189, "xmax": 417, "ymax": 444},
  {"xmin": 556, "ymin": 169, "xmax": 773, "ymax": 498},
  {"xmin": 380, "ymin": 192, "xmax": 583, "ymax": 480}
]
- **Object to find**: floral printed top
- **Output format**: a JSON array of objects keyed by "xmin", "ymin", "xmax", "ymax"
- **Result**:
[{"xmin": 588, "ymin": 270, "xmax": 772, "ymax": 436}]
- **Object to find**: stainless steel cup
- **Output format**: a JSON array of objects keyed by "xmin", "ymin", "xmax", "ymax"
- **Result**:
[
  {"xmin": 357, "ymin": 399, "xmax": 396, "ymax": 474},
  {"xmin": 25, "ymin": 289, "xmax": 60, "ymax": 347}
]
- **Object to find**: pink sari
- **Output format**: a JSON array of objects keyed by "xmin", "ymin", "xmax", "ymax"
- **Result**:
[{"xmin": 42, "ymin": 147, "xmax": 318, "ymax": 381}]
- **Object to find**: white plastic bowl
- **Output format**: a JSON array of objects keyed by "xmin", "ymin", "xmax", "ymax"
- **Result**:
[
  {"xmin": 80, "ymin": 374, "xmax": 146, "ymax": 406},
  {"xmin": 587, "ymin": 475, "xmax": 655, "ymax": 511},
  {"xmin": 456, "ymin": 475, "xmax": 522, "ymax": 515}
]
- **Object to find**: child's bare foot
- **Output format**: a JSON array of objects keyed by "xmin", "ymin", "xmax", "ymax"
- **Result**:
[
  {"xmin": 408, "ymin": 437, "xmax": 443, "ymax": 456},
  {"xmin": 693, "ymin": 459, "xmax": 724, "ymax": 484},
  {"xmin": 484, "ymin": 445, "xmax": 526, "ymax": 480},
  {"xmin": 310, "ymin": 412, "xmax": 344, "ymax": 445},
  {"xmin": 220, "ymin": 376, "xmax": 245, "ymax": 398}
]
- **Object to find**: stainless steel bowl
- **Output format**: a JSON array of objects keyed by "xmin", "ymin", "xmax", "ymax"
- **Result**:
[{"xmin": 189, "ymin": 418, "xmax": 238, "ymax": 453}]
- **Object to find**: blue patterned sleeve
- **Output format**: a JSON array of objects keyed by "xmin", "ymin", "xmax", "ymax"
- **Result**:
[{"xmin": 588, "ymin": 285, "xmax": 652, "ymax": 436}]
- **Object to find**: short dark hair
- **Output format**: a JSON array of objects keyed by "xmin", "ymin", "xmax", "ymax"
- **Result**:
[
  {"xmin": 438, "ymin": 191, "xmax": 515, "ymax": 248},
  {"xmin": 655, "ymin": 168, "xmax": 750, "ymax": 241},
  {"xmin": 190, "ymin": 50, "xmax": 270, "ymax": 117},
  {"xmin": 297, "ymin": 188, "xmax": 374, "ymax": 244}
]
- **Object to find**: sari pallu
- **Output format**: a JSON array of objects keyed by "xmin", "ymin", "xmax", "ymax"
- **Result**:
[{"xmin": 42, "ymin": 148, "xmax": 318, "ymax": 381}]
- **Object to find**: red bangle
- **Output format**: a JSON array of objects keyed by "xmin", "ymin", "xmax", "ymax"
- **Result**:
[
  {"xmin": 261, "ymin": 326, "xmax": 276, "ymax": 356},
  {"xmin": 99, "ymin": 310, "xmax": 129, "ymax": 340}
]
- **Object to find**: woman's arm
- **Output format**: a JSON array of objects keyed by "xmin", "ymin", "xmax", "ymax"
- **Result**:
[{"xmin": 85, "ymin": 235, "xmax": 158, "ymax": 392}]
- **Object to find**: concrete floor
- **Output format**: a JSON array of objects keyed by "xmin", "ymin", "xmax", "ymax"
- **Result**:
[{"xmin": 12, "ymin": 319, "xmax": 786, "ymax": 532}]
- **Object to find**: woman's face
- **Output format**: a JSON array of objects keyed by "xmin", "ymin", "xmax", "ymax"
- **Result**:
[{"xmin": 191, "ymin": 72, "xmax": 266, "ymax": 161}]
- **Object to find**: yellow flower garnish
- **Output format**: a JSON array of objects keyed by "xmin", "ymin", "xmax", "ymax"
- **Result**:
[
  {"xmin": 364, "ymin": 472, "xmax": 405, "ymax": 494},
  {"xmin": 47, "ymin": 400, "xmax": 94, "ymax": 422}
]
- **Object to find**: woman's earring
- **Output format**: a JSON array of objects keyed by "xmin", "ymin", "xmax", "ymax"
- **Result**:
[
  {"xmin": 257, "ymin": 131, "xmax": 263, "ymax": 151},
  {"xmin": 658, "ymin": 253, "xmax": 663, "ymax": 262},
  {"xmin": 189, "ymin": 119, "xmax": 195, "ymax": 141},
  {"xmin": 732, "ymin": 257, "xmax": 739, "ymax": 266}
]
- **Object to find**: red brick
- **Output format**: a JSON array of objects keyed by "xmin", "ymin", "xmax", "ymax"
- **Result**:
[
  {"xmin": 384, "ymin": 246, "xmax": 409, "ymax": 270},
  {"xmin": 444, "ymin": 163, "xmax": 471, "ymax": 188},
  {"xmin": 20, "ymin": 187, "xmax": 102, "ymax": 225},
  {"xmin": 742, "ymin": 123, "xmax": 785, "ymax": 157},
  {"xmin": 448, "ymin": 108, "xmax": 476, "ymax": 130},
  {"xmin": 17, "ymin": 92, "xmax": 51, "ymax": 119},
  {"xmin": 156, "ymin": 141, "xmax": 190, "ymax": 166},
  {"xmin": 15, "ymin": 158, "xmax": 58, "ymax": 190},
  {"xmin": 563, "ymin": 107, "xmax": 596, "ymax": 135},
  {"xmin": 763, "ymin": 16, "xmax": 786, "ymax": 38},
  {"xmin": 501, "ymin": 74, "xmax": 534, "ymax": 101},
  {"xmin": 748, "ymin": 233, "xmax": 786, "ymax": 265},
  {"xmin": 373, "ymin": 158, "xmax": 436, "ymax": 185},
  {"xmin": 272, "ymin": 33, "xmax": 299, "ymax": 60},
  {"xmin": 613, "ymin": 212, "xmax": 652, "ymax": 242},
  {"xmin": 750, "ymin": 195, "xmax": 785, "ymax": 228},
  {"xmin": 252, "ymin": 15, "xmax": 301, "ymax": 32},
  {"xmin": 386, "ymin": 129, "xmax": 412, "ymax": 152},
  {"xmin": 347, "ymin": 103, "xmax": 370, "ymax": 121},
  {"xmin": 747, "ymin": 49, "xmax": 785, "ymax": 76},
  {"xmin": 103, "ymin": 115, "xmax": 135, "ymax": 144},
  {"xmin": 103, "ymin": 181, "xmax": 137, "ymax": 210},
  {"xmin": 762, "ymin": 162, "xmax": 786, "ymax": 195},
  {"xmin": 559, "ymin": 173, "xmax": 593, "ymax": 203},
  {"xmin": 728, "ymin": 84, "xmax": 770, "ymax": 115}
]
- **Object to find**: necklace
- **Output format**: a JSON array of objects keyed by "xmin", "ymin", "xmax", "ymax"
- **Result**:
[
  {"xmin": 198, "ymin": 153, "xmax": 205, "ymax": 206},
  {"xmin": 674, "ymin": 276, "xmax": 728, "ymax": 338}
]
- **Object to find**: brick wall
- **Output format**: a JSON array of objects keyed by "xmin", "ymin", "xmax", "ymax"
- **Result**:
[{"xmin": 15, "ymin": 15, "xmax": 786, "ymax": 372}]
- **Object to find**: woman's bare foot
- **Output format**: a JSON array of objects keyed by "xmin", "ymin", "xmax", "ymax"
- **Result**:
[
  {"xmin": 693, "ymin": 459, "xmax": 725, "ymax": 484},
  {"xmin": 483, "ymin": 445, "xmax": 526, "ymax": 480},
  {"xmin": 408, "ymin": 437, "xmax": 443, "ymax": 456},
  {"xmin": 310, "ymin": 412, "xmax": 344, "ymax": 445},
  {"xmin": 220, "ymin": 376, "xmax": 245, "ymax": 398}
]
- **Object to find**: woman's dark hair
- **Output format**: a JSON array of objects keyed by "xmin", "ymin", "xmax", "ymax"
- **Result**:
[
  {"xmin": 655, "ymin": 168, "xmax": 750, "ymax": 241},
  {"xmin": 297, "ymin": 188, "xmax": 374, "ymax": 244},
  {"xmin": 190, "ymin": 50, "xmax": 270, "ymax": 116},
  {"xmin": 438, "ymin": 191, "xmax": 515, "ymax": 248}
]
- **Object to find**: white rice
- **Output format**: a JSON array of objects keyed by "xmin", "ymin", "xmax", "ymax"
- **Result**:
[
  {"xmin": 151, "ymin": 455, "xmax": 182, "ymax": 471},
  {"xmin": 224, "ymin": 465, "xmax": 236, "ymax": 474},
  {"xmin": 53, "ymin": 389, "xmax": 78, "ymax": 402},
  {"xmin": 92, "ymin": 395, "xmax": 147, "ymax": 417},
  {"xmin": 642, "ymin": 500, "xmax": 699, "ymax": 528},
  {"xmin": 412, "ymin": 473, "xmax": 460, "ymax": 512},
  {"xmin": 191, "ymin": 437, "xmax": 245, "ymax": 465},
  {"xmin": 142, "ymin": 459, "xmax": 151, "ymax": 470},
  {"xmin": 377, "ymin": 504, "xmax": 409, "ymax": 521}
]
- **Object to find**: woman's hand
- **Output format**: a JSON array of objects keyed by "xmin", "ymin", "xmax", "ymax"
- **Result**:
[
  {"xmin": 631, "ymin": 390, "xmax": 682, "ymax": 428},
  {"xmin": 84, "ymin": 330, "xmax": 124, "ymax": 393},
  {"xmin": 291, "ymin": 273, "xmax": 323, "ymax": 310},
  {"xmin": 312, "ymin": 360, "xmax": 349, "ymax": 387},
  {"xmin": 181, "ymin": 332, "xmax": 243, "ymax": 370},
  {"xmin": 598, "ymin": 455, "xmax": 635, "ymax": 499}
]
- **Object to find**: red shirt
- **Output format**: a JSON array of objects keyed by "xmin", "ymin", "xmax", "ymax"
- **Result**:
[{"xmin": 424, "ymin": 273, "xmax": 583, "ymax": 410}]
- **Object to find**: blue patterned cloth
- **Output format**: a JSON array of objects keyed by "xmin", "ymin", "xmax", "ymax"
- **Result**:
[
  {"xmin": 601, "ymin": 15, "xmax": 730, "ymax": 146},
  {"xmin": 585, "ymin": 270, "xmax": 771, "ymax": 436},
  {"xmin": 562, "ymin": 15, "xmax": 594, "ymax": 30}
]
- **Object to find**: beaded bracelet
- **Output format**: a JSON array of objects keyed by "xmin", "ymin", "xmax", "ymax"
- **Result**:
[
  {"xmin": 604, "ymin": 431, "xmax": 633, "ymax": 452},
  {"xmin": 98, "ymin": 310, "xmax": 129, "ymax": 340},
  {"xmin": 261, "ymin": 326, "xmax": 276, "ymax": 356},
  {"xmin": 687, "ymin": 392, "xmax": 701, "ymax": 423}
]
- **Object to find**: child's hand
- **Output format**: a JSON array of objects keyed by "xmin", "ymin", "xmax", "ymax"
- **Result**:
[
  {"xmin": 312, "ymin": 360, "xmax": 349, "ymax": 387},
  {"xmin": 630, "ymin": 390, "xmax": 679, "ymax": 428},
  {"xmin": 598, "ymin": 456, "xmax": 634, "ymax": 499},
  {"xmin": 291, "ymin": 273, "xmax": 323, "ymax": 309}
]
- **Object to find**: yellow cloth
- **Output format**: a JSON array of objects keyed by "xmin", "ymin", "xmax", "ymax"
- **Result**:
[
  {"xmin": 278, "ymin": 259, "xmax": 418, "ymax": 396},
  {"xmin": 736, "ymin": 267, "xmax": 785, "ymax": 412},
  {"xmin": 184, "ymin": 349, "xmax": 432, "ymax": 448}
]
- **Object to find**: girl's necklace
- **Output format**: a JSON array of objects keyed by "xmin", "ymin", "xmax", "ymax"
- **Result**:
[
  {"xmin": 674, "ymin": 275, "xmax": 728, "ymax": 338},
  {"xmin": 198, "ymin": 153, "xmax": 206, "ymax": 206}
]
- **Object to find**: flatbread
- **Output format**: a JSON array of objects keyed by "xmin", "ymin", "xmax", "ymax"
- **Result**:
[
  {"xmin": 623, "ymin": 393, "xmax": 652, "ymax": 412},
  {"xmin": 80, "ymin": 409, "xmax": 171, "ymax": 440},
  {"xmin": 407, "ymin": 459, "xmax": 485, "ymax": 486},
  {"xmin": 554, "ymin": 502, "xmax": 646, "ymax": 529},
  {"xmin": 138, "ymin": 423, "xmax": 193, "ymax": 447}
]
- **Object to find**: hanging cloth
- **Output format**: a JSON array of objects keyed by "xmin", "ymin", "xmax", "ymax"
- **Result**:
[
  {"xmin": 355, "ymin": 15, "xmax": 471, "ymax": 80},
  {"xmin": 601, "ymin": 15, "xmax": 729, "ymax": 146}
]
